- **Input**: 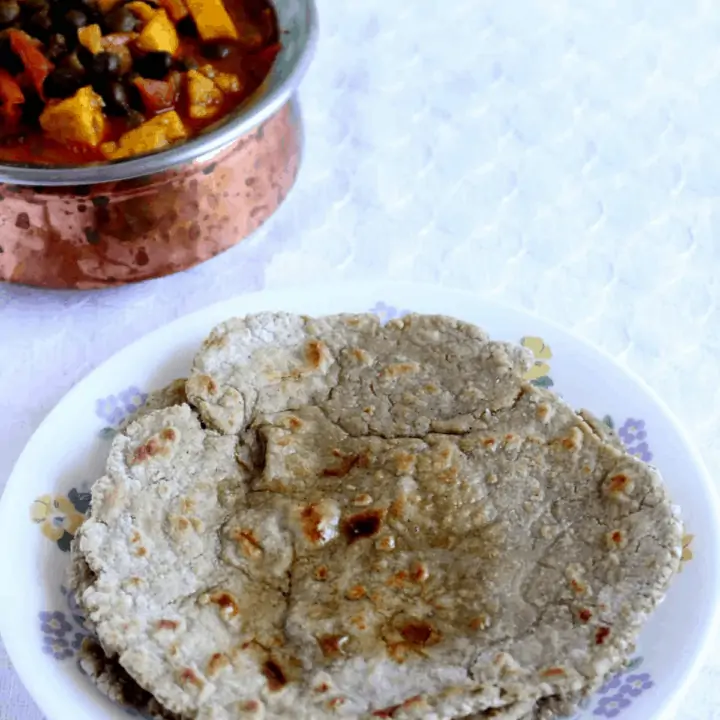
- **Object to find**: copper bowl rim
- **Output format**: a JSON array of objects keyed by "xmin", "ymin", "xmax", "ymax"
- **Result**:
[{"xmin": 0, "ymin": 0, "xmax": 318, "ymax": 187}]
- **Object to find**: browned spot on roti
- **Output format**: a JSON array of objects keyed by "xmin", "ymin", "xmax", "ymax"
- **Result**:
[
  {"xmin": 301, "ymin": 504, "xmax": 328, "ymax": 544},
  {"xmin": 317, "ymin": 634, "xmax": 347, "ymax": 658},
  {"xmin": 342, "ymin": 509, "xmax": 383, "ymax": 543},
  {"xmin": 157, "ymin": 619, "xmax": 178, "ymax": 630},
  {"xmin": 387, "ymin": 571, "xmax": 407, "ymax": 589},
  {"xmin": 210, "ymin": 591, "xmax": 240, "ymax": 617},
  {"xmin": 288, "ymin": 416, "xmax": 302, "ymax": 430},
  {"xmin": 315, "ymin": 682, "xmax": 330, "ymax": 693},
  {"xmin": 400, "ymin": 620, "xmax": 439, "ymax": 646},
  {"xmin": 469, "ymin": 615, "xmax": 490, "ymax": 631},
  {"xmin": 207, "ymin": 652, "xmax": 230, "ymax": 676},
  {"xmin": 131, "ymin": 435, "xmax": 173, "ymax": 464},
  {"xmin": 595, "ymin": 627, "xmax": 611, "ymax": 645},
  {"xmin": 380, "ymin": 362, "xmax": 418, "ymax": 378},
  {"xmin": 542, "ymin": 667, "xmax": 566, "ymax": 677},
  {"xmin": 438, "ymin": 465, "xmax": 459, "ymax": 484},
  {"xmin": 136, "ymin": 546, "xmax": 147, "ymax": 557},
  {"xmin": 373, "ymin": 704, "xmax": 401, "ymax": 717},
  {"xmin": 179, "ymin": 668, "xmax": 203, "ymax": 687},
  {"xmin": 130, "ymin": 531, "xmax": 141, "ymax": 543},
  {"xmin": 161, "ymin": 427, "xmax": 176, "ymax": 441},
  {"xmin": 305, "ymin": 340, "xmax": 327, "ymax": 369},
  {"xmin": 410, "ymin": 561, "xmax": 429, "ymax": 582},
  {"xmin": 345, "ymin": 584, "xmax": 367, "ymax": 600},
  {"xmin": 322, "ymin": 453, "xmax": 367, "ymax": 478},
  {"xmin": 393, "ymin": 450, "xmax": 415, "ymax": 474},
  {"xmin": 262, "ymin": 659, "xmax": 287, "ymax": 691},
  {"xmin": 609, "ymin": 474, "xmax": 630, "ymax": 493},
  {"xmin": 314, "ymin": 565, "xmax": 329, "ymax": 581},
  {"xmin": 579, "ymin": 609, "xmax": 592, "ymax": 623},
  {"xmin": 203, "ymin": 375, "xmax": 218, "ymax": 393},
  {"xmin": 231, "ymin": 528, "xmax": 263, "ymax": 558}
]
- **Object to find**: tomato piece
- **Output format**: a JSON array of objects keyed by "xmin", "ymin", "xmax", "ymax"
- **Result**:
[
  {"xmin": 250, "ymin": 42, "xmax": 280, "ymax": 81},
  {"xmin": 132, "ymin": 75, "xmax": 179, "ymax": 114},
  {"xmin": 8, "ymin": 30, "xmax": 54, "ymax": 97},
  {"xmin": 0, "ymin": 69, "xmax": 24, "ymax": 108},
  {"xmin": 255, "ymin": 42, "xmax": 281, "ymax": 67},
  {"xmin": 0, "ymin": 69, "xmax": 23, "ymax": 126}
]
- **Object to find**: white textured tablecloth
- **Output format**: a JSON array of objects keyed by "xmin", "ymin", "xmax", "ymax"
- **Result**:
[{"xmin": 3, "ymin": 1, "xmax": 720, "ymax": 717}]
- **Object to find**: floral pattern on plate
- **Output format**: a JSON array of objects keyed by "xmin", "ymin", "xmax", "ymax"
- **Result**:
[
  {"xmin": 521, "ymin": 336, "xmax": 554, "ymax": 388},
  {"xmin": 30, "ymin": 488, "xmax": 91, "ymax": 552},
  {"xmin": 96, "ymin": 386, "xmax": 148, "ymax": 439},
  {"xmin": 591, "ymin": 658, "xmax": 653, "ymax": 718},
  {"xmin": 38, "ymin": 586, "xmax": 89, "ymax": 662},
  {"xmin": 369, "ymin": 301, "xmax": 411, "ymax": 323}
]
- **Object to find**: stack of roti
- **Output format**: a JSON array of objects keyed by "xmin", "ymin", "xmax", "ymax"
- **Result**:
[{"xmin": 69, "ymin": 313, "xmax": 683, "ymax": 720}]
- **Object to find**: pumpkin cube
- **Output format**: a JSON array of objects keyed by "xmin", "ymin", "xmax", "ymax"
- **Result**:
[
  {"xmin": 78, "ymin": 24, "xmax": 103, "ymax": 54},
  {"xmin": 185, "ymin": 0, "xmax": 238, "ymax": 42},
  {"xmin": 135, "ymin": 9, "xmax": 179, "ymax": 54},
  {"xmin": 187, "ymin": 69, "xmax": 223, "ymax": 119},
  {"xmin": 101, "ymin": 110, "xmax": 187, "ymax": 159},
  {"xmin": 39, "ymin": 86, "xmax": 106, "ymax": 148}
]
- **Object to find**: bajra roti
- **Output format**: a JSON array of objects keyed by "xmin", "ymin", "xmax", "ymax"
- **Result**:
[{"xmin": 74, "ymin": 313, "xmax": 682, "ymax": 719}]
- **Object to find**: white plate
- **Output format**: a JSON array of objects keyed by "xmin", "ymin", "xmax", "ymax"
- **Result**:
[{"xmin": 1, "ymin": 283, "xmax": 718, "ymax": 720}]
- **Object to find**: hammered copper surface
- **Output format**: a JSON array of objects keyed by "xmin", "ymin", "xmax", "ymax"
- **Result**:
[{"xmin": 0, "ymin": 101, "xmax": 301, "ymax": 289}]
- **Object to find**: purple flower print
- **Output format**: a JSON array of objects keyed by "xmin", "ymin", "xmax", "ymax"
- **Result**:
[
  {"xmin": 71, "ymin": 632, "xmax": 89, "ymax": 651},
  {"xmin": 95, "ymin": 396, "xmax": 126, "ymax": 426},
  {"xmin": 618, "ymin": 419, "xmax": 647, "ymax": 445},
  {"xmin": 370, "ymin": 301, "xmax": 410, "ymax": 324},
  {"xmin": 39, "ymin": 611, "xmax": 72, "ymax": 637},
  {"xmin": 593, "ymin": 694, "xmax": 632, "ymax": 718},
  {"xmin": 627, "ymin": 442, "xmax": 653, "ymax": 462},
  {"xmin": 598, "ymin": 674, "xmax": 623, "ymax": 695},
  {"xmin": 62, "ymin": 583, "xmax": 89, "ymax": 630},
  {"xmin": 41, "ymin": 635, "xmax": 74, "ymax": 661},
  {"xmin": 618, "ymin": 418, "xmax": 654, "ymax": 462},
  {"xmin": 118, "ymin": 387, "xmax": 147, "ymax": 414},
  {"xmin": 620, "ymin": 673, "xmax": 654, "ymax": 698},
  {"xmin": 95, "ymin": 386, "xmax": 148, "ymax": 426}
]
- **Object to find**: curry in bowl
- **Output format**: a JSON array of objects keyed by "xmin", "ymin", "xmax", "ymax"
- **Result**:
[{"xmin": 0, "ymin": 0, "xmax": 279, "ymax": 164}]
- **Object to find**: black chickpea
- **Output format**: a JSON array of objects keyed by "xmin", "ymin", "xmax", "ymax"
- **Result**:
[
  {"xmin": 64, "ymin": 8, "xmax": 88, "ymax": 30},
  {"xmin": 105, "ymin": 5, "xmax": 138, "ymax": 33},
  {"xmin": 134, "ymin": 51, "xmax": 173, "ymax": 79},
  {"xmin": 90, "ymin": 51, "xmax": 122, "ymax": 78},
  {"xmin": 201, "ymin": 41, "xmax": 233, "ymax": 59},
  {"xmin": 0, "ymin": 0, "xmax": 20, "ymax": 26},
  {"xmin": 43, "ymin": 67, "xmax": 85, "ymax": 99},
  {"xmin": 103, "ymin": 80, "xmax": 130, "ymax": 115}
]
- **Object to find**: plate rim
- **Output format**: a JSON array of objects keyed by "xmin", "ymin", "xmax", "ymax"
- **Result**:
[{"xmin": 1, "ymin": 281, "xmax": 719, "ymax": 720}]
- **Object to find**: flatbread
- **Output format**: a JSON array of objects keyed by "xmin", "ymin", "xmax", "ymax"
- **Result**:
[
  {"xmin": 75, "ymin": 314, "xmax": 682, "ymax": 720},
  {"xmin": 185, "ymin": 313, "xmax": 532, "ymax": 437}
]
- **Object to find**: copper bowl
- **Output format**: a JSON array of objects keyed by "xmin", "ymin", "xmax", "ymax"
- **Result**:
[{"xmin": 0, "ymin": 0, "xmax": 317, "ymax": 289}]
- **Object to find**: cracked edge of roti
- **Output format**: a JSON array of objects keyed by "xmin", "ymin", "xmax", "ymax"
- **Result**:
[
  {"xmin": 70, "ymin": 381, "xmax": 191, "ymax": 719},
  {"xmin": 68, "ymin": 547, "xmax": 183, "ymax": 719}
]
